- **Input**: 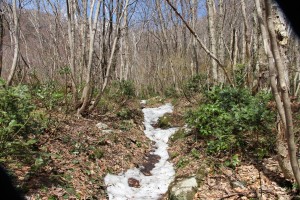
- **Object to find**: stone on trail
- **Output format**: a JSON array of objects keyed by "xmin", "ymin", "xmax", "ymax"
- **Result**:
[
  {"xmin": 96, "ymin": 122, "xmax": 109, "ymax": 130},
  {"xmin": 169, "ymin": 177, "xmax": 198, "ymax": 200}
]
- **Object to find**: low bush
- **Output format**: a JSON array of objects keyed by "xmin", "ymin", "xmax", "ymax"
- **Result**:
[
  {"xmin": 32, "ymin": 81, "xmax": 66, "ymax": 111},
  {"xmin": 0, "ymin": 79, "xmax": 42, "ymax": 160},
  {"xmin": 186, "ymin": 86, "xmax": 274, "ymax": 154},
  {"xmin": 108, "ymin": 80, "xmax": 135, "ymax": 99},
  {"xmin": 182, "ymin": 74, "xmax": 207, "ymax": 99}
]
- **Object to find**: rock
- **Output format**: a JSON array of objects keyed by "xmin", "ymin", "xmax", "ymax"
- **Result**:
[
  {"xmin": 96, "ymin": 122, "xmax": 109, "ymax": 130},
  {"xmin": 230, "ymin": 181, "xmax": 246, "ymax": 189},
  {"xmin": 169, "ymin": 177, "xmax": 198, "ymax": 200},
  {"xmin": 128, "ymin": 178, "xmax": 140, "ymax": 188},
  {"xmin": 102, "ymin": 129, "xmax": 113, "ymax": 134},
  {"xmin": 140, "ymin": 100, "xmax": 147, "ymax": 108},
  {"xmin": 183, "ymin": 124, "xmax": 192, "ymax": 134}
]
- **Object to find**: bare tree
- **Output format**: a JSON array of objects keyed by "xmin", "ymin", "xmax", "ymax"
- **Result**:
[
  {"xmin": 206, "ymin": 0, "xmax": 218, "ymax": 84},
  {"xmin": 66, "ymin": 0, "xmax": 78, "ymax": 104},
  {"xmin": 165, "ymin": 0, "xmax": 233, "ymax": 86},
  {"xmin": 191, "ymin": 0, "xmax": 199, "ymax": 75},
  {"xmin": 77, "ymin": 0, "xmax": 102, "ymax": 115},
  {"xmin": 255, "ymin": 0, "xmax": 300, "ymax": 185},
  {"xmin": 7, "ymin": 0, "xmax": 19, "ymax": 86}
]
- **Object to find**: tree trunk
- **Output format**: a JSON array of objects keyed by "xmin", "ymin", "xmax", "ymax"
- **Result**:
[
  {"xmin": 77, "ymin": 0, "xmax": 101, "ymax": 115},
  {"xmin": 89, "ymin": 0, "xmax": 129, "ymax": 112},
  {"xmin": 217, "ymin": 0, "xmax": 225, "ymax": 82},
  {"xmin": 206, "ymin": 0, "xmax": 218, "ymax": 84},
  {"xmin": 7, "ymin": 0, "xmax": 19, "ymax": 86},
  {"xmin": 0, "ymin": 4, "xmax": 3, "ymax": 78},
  {"xmin": 66, "ymin": 0, "xmax": 78, "ymax": 104},
  {"xmin": 255, "ymin": 0, "xmax": 300, "ymax": 185},
  {"xmin": 165, "ymin": 0, "xmax": 233, "ymax": 86},
  {"xmin": 265, "ymin": 0, "xmax": 300, "ymax": 186},
  {"xmin": 191, "ymin": 0, "xmax": 199, "ymax": 75}
]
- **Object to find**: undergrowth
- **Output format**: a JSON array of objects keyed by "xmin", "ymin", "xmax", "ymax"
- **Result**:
[
  {"xmin": 0, "ymin": 79, "xmax": 45, "ymax": 162},
  {"xmin": 185, "ymin": 86, "xmax": 275, "ymax": 155}
]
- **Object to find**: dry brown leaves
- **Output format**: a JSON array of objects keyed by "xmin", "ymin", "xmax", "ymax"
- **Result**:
[{"xmin": 16, "ymin": 101, "xmax": 152, "ymax": 199}]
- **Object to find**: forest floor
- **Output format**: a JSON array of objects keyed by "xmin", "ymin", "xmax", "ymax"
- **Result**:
[
  {"xmin": 168, "ymin": 98, "xmax": 295, "ymax": 200},
  {"xmin": 5, "ymin": 97, "xmax": 299, "ymax": 199}
]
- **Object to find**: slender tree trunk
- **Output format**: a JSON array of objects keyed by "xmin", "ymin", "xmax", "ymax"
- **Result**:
[
  {"xmin": 265, "ymin": 0, "xmax": 300, "ymax": 186},
  {"xmin": 231, "ymin": 28, "xmax": 238, "ymax": 71},
  {"xmin": 255, "ymin": 0, "xmax": 291, "ymax": 178},
  {"xmin": 206, "ymin": 0, "xmax": 218, "ymax": 84},
  {"xmin": 191, "ymin": 0, "xmax": 199, "ymax": 75},
  {"xmin": 241, "ymin": 0, "xmax": 251, "ymax": 61},
  {"xmin": 156, "ymin": 0, "xmax": 169, "ymax": 54},
  {"xmin": 255, "ymin": 0, "xmax": 300, "ymax": 184},
  {"xmin": 66, "ymin": 0, "xmax": 78, "ymax": 104},
  {"xmin": 80, "ymin": 0, "xmax": 88, "ymax": 83},
  {"xmin": 7, "ymin": 0, "xmax": 19, "ymax": 86},
  {"xmin": 77, "ymin": 0, "xmax": 102, "ymax": 115},
  {"xmin": 217, "ymin": 0, "xmax": 225, "ymax": 82},
  {"xmin": 89, "ymin": 0, "xmax": 129, "ymax": 111},
  {"xmin": 241, "ymin": 0, "xmax": 252, "ymax": 87},
  {"xmin": 165, "ymin": 0, "xmax": 233, "ymax": 86},
  {"xmin": 0, "ymin": 4, "xmax": 3, "ymax": 77}
]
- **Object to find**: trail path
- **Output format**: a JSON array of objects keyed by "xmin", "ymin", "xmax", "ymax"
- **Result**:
[{"xmin": 105, "ymin": 103, "xmax": 178, "ymax": 200}]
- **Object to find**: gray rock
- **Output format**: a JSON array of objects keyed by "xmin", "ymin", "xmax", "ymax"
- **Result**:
[
  {"xmin": 141, "ymin": 100, "xmax": 147, "ymax": 108},
  {"xmin": 96, "ymin": 122, "xmax": 109, "ymax": 130},
  {"xmin": 102, "ymin": 129, "xmax": 113, "ymax": 134},
  {"xmin": 230, "ymin": 181, "xmax": 246, "ymax": 189},
  {"xmin": 169, "ymin": 177, "xmax": 198, "ymax": 200}
]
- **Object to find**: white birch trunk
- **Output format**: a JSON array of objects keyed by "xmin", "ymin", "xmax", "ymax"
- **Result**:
[{"xmin": 7, "ymin": 0, "xmax": 19, "ymax": 86}]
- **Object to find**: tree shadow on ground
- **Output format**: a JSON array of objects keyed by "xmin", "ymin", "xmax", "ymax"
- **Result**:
[
  {"xmin": 21, "ymin": 165, "xmax": 67, "ymax": 192},
  {"xmin": 251, "ymin": 158, "xmax": 294, "ymax": 190}
]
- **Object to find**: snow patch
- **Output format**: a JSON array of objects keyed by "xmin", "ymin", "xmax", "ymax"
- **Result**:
[{"xmin": 104, "ymin": 103, "xmax": 178, "ymax": 200}]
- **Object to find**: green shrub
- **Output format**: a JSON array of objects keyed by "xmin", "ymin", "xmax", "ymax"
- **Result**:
[
  {"xmin": 234, "ymin": 63, "xmax": 246, "ymax": 87},
  {"xmin": 33, "ymin": 81, "xmax": 65, "ymax": 110},
  {"xmin": 0, "ymin": 79, "xmax": 42, "ymax": 159},
  {"xmin": 117, "ymin": 108, "xmax": 132, "ymax": 120},
  {"xmin": 108, "ymin": 80, "xmax": 135, "ymax": 99},
  {"xmin": 186, "ymin": 86, "xmax": 274, "ymax": 154},
  {"xmin": 164, "ymin": 87, "xmax": 178, "ymax": 98},
  {"xmin": 171, "ymin": 129, "xmax": 186, "ymax": 142},
  {"xmin": 157, "ymin": 114, "xmax": 171, "ymax": 129},
  {"xmin": 182, "ymin": 74, "xmax": 207, "ymax": 96}
]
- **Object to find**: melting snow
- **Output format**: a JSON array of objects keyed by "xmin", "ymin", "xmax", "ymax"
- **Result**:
[{"xmin": 104, "ymin": 103, "xmax": 178, "ymax": 200}]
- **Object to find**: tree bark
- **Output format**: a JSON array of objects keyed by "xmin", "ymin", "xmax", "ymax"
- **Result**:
[
  {"xmin": 0, "ymin": 3, "xmax": 3, "ymax": 78},
  {"xmin": 66, "ymin": 0, "xmax": 78, "ymax": 104},
  {"xmin": 255, "ymin": 0, "xmax": 300, "ymax": 184},
  {"xmin": 191, "ymin": 0, "xmax": 199, "ymax": 74},
  {"xmin": 217, "ymin": 0, "xmax": 225, "ymax": 82},
  {"xmin": 77, "ymin": 0, "xmax": 102, "ymax": 115},
  {"xmin": 206, "ymin": 0, "xmax": 218, "ymax": 84},
  {"xmin": 89, "ymin": 0, "xmax": 129, "ymax": 112},
  {"xmin": 265, "ymin": 0, "xmax": 300, "ymax": 186},
  {"xmin": 7, "ymin": 0, "xmax": 19, "ymax": 86}
]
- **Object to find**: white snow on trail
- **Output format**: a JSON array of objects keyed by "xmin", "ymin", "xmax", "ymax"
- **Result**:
[{"xmin": 104, "ymin": 103, "xmax": 178, "ymax": 200}]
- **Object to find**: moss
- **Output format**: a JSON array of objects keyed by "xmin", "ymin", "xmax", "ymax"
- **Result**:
[
  {"xmin": 170, "ymin": 152, "xmax": 179, "ymax": 159},
  {"xmin": 171, "ymin": 129, "xmax": 186, "ymax": 142},
  {"xmin": 157, "ymin": 114, "xmax": 172, "ymax": 129}
]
